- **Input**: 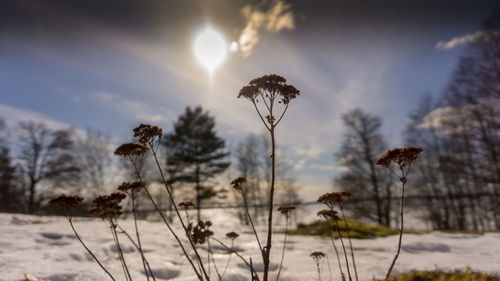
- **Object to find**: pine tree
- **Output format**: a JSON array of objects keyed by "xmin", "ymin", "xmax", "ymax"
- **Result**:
[{"xmin": 163, "ymin": 106, "xmax": 230, "ymax": 220}]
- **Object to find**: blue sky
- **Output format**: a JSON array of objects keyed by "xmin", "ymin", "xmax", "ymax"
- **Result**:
[{"xmin": 1, "ymin": 0, "xmax": 497, "ymax": 200}]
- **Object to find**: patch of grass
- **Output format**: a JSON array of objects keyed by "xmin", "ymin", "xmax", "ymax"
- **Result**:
[
  {"xmin": 377, "ymin": 269, "xmax": 500, "ymax": 281},
  {"xmin": 289, "ymin": 219, "xmax": 401, "ymax": 239}
]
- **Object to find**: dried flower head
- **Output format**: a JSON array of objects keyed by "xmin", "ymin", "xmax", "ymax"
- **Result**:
[
  {"xmin": 376, "ymin": 146, "xmax": 423, "ymax": 168},
  {"xmin": 317, "ymin": 209, "xmax": 340, "ymax": 220},
  {"xmin": 188, "ymin": 220, "xmax": 214, "ymax": 244},
  {"xmin": 277, "ymin": 205, "xmax": 296, "ymax": 216},
  {"xmin": 89, "ymin": 192, "xmax": 126, "ymax": 220},
  {"xmin": 133, "ymin": 124, "xmax": 163, "ymax": 144},
  {"xmin": 225, "ymin": 231, "xmax": 239, "ymax": 240},
  {"xmin": 49, "ymin": 194, "xmax": 83, "ymax": 210},
  {"xmin": 230, "ymin": 177, "xmax": 247, "ymax": 191},
  {"xmin": 310, "ymin": 251, "xmax": 325, "ymax": 263},
  {"xmin": 238, "ymin": 74, "xmax": 300, "ymax": 105},
  {"xmin": 117, "ymin": 181, "xmax": 145, "ymax": 194},
  {"xmin": 114, "ymin": 142, "xmax": 148, "ymax": 157},
  {"xmin": 317, "ymin": 192, "xmax": 349, "ymax": 209},
  {"xmin": 179, "ymin": 201, "xmax": 196, "ymax": 210},
  {"xmin": 238, "ymin": 85, "xmax": 259, "ymax": 100}
]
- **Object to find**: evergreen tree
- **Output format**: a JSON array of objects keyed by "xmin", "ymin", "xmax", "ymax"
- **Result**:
[{"xmin": 163, "ymin": 106, "xmax": 230, "ymax": 220}]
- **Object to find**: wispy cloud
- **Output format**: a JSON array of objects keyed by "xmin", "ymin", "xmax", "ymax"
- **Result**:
[
  {"xmin": 436, "ymin": 30, "xmax": 499, "ymax": 50},
  {"xmin": 0, "ymin": 103, "xmax": 73, "ymax": 131},
  {"xmin": 237, "ymin": 0, "xmax": 295, "ymax": 56},
  {"xmin": 90, "ymin": 91, "xmax": 176, "ymax": 124}
]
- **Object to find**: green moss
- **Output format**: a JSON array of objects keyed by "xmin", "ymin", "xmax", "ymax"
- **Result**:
[
  {"xmin": 377, "ymin": 269, "xmax": 500, "ymax": 281},
  {"xmin": 289, "ymin": 219, "xmax": 400, "ymax": 239}
]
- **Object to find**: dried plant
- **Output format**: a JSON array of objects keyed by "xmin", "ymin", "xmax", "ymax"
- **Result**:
[
  {"xmin": 310, "ymin": 251, "xmax": 326, "ymax": 281},
  {"xmin": 275, "ymin": 205, "xmax": 296, "ymax": 281},
  {"xmin": 376, "ymin": 146, "xmax": 423, "ymax": 279},
  {"xmin": 237, "ymin": 74, "xmax": 299, "ymax": 281},
  {"xmin": 317, "ymin": 209, "xmax": 345, "ymax": 281},
  {"xmin": 49, "ymin": 194, "xmax": 116, "ymax": 281},
  {"xmin": 47, "ymin": 73, "xmax": 426, "ymax": 281},
  {"xmin": 116, "ymin": 124, "xmax": 209, "ymax": 281},
  {"xmin": 118, "ymin": 181, "xmax": 155, "ymax": 281},
  {"xmin": 317, "ymin": 192, "xmax": 354, "ymax": 281},
  {"xmin": 89, "ymin": 192, "xmax": 133, "ymax": 281}
]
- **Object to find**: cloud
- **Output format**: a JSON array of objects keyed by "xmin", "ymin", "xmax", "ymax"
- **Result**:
[
  {"xmin": 435, "ymin": 30, "xmax": 499, "ymax": 50},
  {"xmin": 237, "ymin": 0, "xmax": 295, "ymax": 56},
  {"xmin": 0, "ymin": 103, "xmax": 73, "ymax": 131},
  {"xmin": 90, "ymin": 91, "xmax": 176, "ymax": 124}
]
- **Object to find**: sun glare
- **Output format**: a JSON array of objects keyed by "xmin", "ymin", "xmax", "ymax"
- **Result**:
[{"xmin": 193, "ymin": 26, "xmax": 228, "ymax": 74}]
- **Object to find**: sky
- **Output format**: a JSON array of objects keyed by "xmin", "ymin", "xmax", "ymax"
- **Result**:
[{"xmin": 1, "ymin": 0, "xmax": 498, "ymax": 200}]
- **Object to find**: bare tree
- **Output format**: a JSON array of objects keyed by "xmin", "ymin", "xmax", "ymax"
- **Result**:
[
  {"xmin": 0, "ymin": 117, "xmax": 24, "ymax": 212},
  {"xmin": 334, "ymin": 109, "xmax": 393, "ymax": 226},
  {"xmin": 18, "ymin": 121, "xmax": 80, "ymax": 213},
  {"xmin": 75, "ymin": 129, "xmax": 116, "ymax": 197}
]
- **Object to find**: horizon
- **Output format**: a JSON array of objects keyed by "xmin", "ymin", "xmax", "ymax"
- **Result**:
[{"xmin": 1, "ymin": 0, "xmax": 498, "ymax": 201}]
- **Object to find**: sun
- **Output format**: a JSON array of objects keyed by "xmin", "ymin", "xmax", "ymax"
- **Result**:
[{"xmin": 193, "ymin": 26, "xmax": 228, "ymax": 74}]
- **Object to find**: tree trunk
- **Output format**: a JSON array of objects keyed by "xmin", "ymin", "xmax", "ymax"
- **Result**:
[
  {"xmin": 195, "ymin": 164, "xmax": 201, "ymax": 221},
  {"xmin": 28, "ymin": 179, "xmax": 36, "ymax": 214}
]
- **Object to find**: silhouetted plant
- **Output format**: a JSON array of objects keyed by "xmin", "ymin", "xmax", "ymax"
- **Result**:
[
  {"xmin": 237, "ymin": 74, "xmax": 299, "ymax": 281},
  {"xmin": 49, "ymin": 194, "xmax": 116, "ymax": 281},
  {"xmin": 376, "ymin": 146, "xmax": 423, "ymax": 280},
  {"xmin": 310, "ymin": 251, "xmax": 326, "ymax": 281},
  {"xmin": 275, "ymin": 205, "xmax": 295, "ymax": 281}
]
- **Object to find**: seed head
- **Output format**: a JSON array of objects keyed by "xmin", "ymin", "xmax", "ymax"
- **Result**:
[
  {"xmin": 238, "ymin": 74, "xmax": 300, "ymax": 105},
  {"xmin": 376, "ymin": 146, "xmax": 423, "ymax": 168},
  {"xmin": 225, "ymin": 231, "xmax": 239, "ymax": 240},
  {"xmin": 133, "ymin": 124, "xmax": 163, "ymax": 144},
  {"xmin": 49, "ymin": 194, "xmax": 83, "ymax": 209},
  {"xmin": 230, "ymin": 177, "xmax": 247, "ymax": 192},
  {"xmin": 89, "ymin": 192, "xmax": 126, "ymax": 220},
  {"xmin": 277, "ymin": 205, "xmax": 296, "ymax": 216},
  {"xmin": 317, "ymin": 209, "xmax": 340, "ymax": 220},
  {"xmin": 188, "ymin": 220, "xmax": 214, "ymax": 245},
  {"xmin": 179, "ymin": 201, "xmax": 196, "ymax": 210},
  {"xmin": 317, "ymin": 192, "xmax": 349, "ymax": 209},
  {"xmin": 114, "ymin": 142, "xmax": 148, "ymax": 157},
  {"xmin": 118, "ymin": 181, "xmax": 145, "ymax": 194},
  {"xmin": 310, "ymin": 251, "xmax": 325, "ymax": 263}
]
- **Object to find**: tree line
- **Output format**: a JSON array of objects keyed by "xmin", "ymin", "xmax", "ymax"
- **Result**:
[
  {"xmin": 334, "ymin": 11, "xmax": 500, "ymax": 231},
  {"xmin": 0, "ymin": 106, "xmax": 300, "ymax": 224}
]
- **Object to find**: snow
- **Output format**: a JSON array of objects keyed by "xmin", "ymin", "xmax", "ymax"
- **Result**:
[{"xmin": 1, "ymin": 213, "xmax": 499, "ymax": 281}]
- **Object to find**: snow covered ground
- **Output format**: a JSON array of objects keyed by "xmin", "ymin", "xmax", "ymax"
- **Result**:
[{"xmin": 1, "ymin": 212, "xmax": 499, "ymax": 281}]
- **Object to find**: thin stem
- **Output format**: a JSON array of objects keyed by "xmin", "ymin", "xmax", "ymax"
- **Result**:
[
  {"xmin": 116, "ymin": 224, "xmax": 156, "ymax": 281},
  {"xmin": 325, "ymin": 255, "xmax": 333, "ymax": 281},
  {"xmin": 252, "ymin": 100, "xmax": 271, "ymax": 131},
  {"xmin": 207, "ymin": 239, "xmax": 222, "ymax": 280},
  {"xmin": 207, "ymin": 241, "xmax": 211, "ymax": 277},
  {"xmin": 110, "ymin": 223, "xmax": 133, "ymax": 281},
  {"xmin": 274, "ymin": 103, "xmax": 289, "ymax": 127},
  {"xmin": 132, "ymin": 161, "xmax": 202, "ymax": 280},
  {"xmin": 67, "ymin": 217, "xmax": 116, "ymax": 281},
  {"xmin": 261, "ymin": 94, "xmax": 271, "ymax": 112},
  {"xmin": 384, "ymin": 180, "xmax": 406, "ymax": 280},
  {"xmin": 242, "ymin": 191, "xmax": 263, "ymax": 254},
  {"xmin": 220, "ymin": 240, "xmax": 234, "ymax": 280},
  {"xmin": 327, "ymin": 231, "xmax": 345, "ymax": 281},
  {"xmin": 149, "ymin": 146, "xmax": 210, "ymax": 281},
  {"xmin": 334, "ymin": 219, "xmax": 352, "ymax": 281},
  {"xmin": 172, "ymin": 248, "xmax": 193, "ymax": 281},
  {"xmin": 131, "ymin": 193, "xmax": 151, "ymax": 281},
  {"xmin": 263, "ymin": 127, "xmax": 276, "ymax": 281},
  {"xmin": 275, "ymin": 215, "xmax": 289, "ymax": 281},
  {"xmin": 340, "ymin": 208, "xmax": 358, "ymax": 281},
  {"xmin": 209, "ymin": 237, "xmax": 260, "ymax": 281},
  {"xmin": 315, "ymin": 262, "xmax": 322, "ymax": 281}
]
